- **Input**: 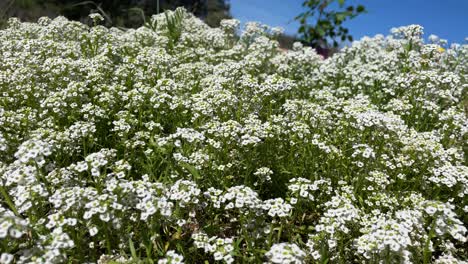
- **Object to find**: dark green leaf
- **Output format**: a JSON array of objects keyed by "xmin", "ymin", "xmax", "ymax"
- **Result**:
[
  {"xmin": 180, "ymin": 162, "xmax": 201, "ymax": 179},
  {"xmin": 129, "ymin": 238, "xmax": 138, "ymax": 260},
  {"xmin": 336, "ymin": 13, "xmax": 346, "ymax": 22},
  {"xmin": 317, "ymin": 27, "xmax": 325, "ymax": 37}
]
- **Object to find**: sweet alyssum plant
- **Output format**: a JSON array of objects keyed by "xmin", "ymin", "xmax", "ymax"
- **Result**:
[{"xmin": 0, "ymin": 8, "xmax": 467, "ymax": 264}]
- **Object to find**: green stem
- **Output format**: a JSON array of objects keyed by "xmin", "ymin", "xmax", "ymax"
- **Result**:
[
  {"xmin": 0, "ymin": 185, "xmax": 19, "ymax": 216},
  {"xmin": 240, "ymin": 214, "xmax": 253, "ymax": 252},
  {"xmin": 277, "ymin": 223, "xmax": 283, "ymax": 243},
  {"xmin": 104, "ymin": 226, "xmax": 113, "ymax": 254},
  {"xmin": 267, "ymin": 223, "xmax": 275, "ymax": 247},
  {"xmin": 423, "ymin": 220, "xmax": 436, "ymax": 264}
]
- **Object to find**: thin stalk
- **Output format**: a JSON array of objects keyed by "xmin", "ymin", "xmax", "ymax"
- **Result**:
[{"xmin": 0, "ymin": 185, "xmax": 19, "ymax": 216}]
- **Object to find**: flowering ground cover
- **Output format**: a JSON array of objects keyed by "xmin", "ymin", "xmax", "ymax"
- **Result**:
[{"xmin": 0, "ymin": 8, "xmax": 467, "ymax": 264}]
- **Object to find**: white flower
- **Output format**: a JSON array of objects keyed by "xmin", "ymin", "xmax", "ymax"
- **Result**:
[
  {"xmin": 425, "ymin": 206, "xmax": 437, "ymax": 215},
  {"xmin": 0, "ymin": 253, "xmax": 13, "ymax": 264},
  {"xmin": 290, "ymin": 198, "xmax": 298, "ymax": 205},
  {"xmin": 265, "ymin": 243, "xmax": 306, "ymax": 264},
  {"xmin": 89, "ymin": 13, "xmax": 104, "ymax": 22},
  {"xmin": 158, "ymin": 250, "xmax": 184, "ymax": 264},
  {"xmin": 213, "ymin": 252, "xmax": 223, "ymax": 261},
  {"xmin": 89, "ymin": 226, "xmax": 98, "ymax": 236}
]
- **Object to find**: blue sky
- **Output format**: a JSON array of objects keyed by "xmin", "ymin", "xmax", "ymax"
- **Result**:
[{"xmin": 230, "ymin": 0, "xmax": 468, "ymax": 44}]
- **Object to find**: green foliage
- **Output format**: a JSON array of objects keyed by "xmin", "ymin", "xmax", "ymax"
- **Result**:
[
  {"xmin": 165, "ymin": 8, "xmax": 185, "ymax": 49},
  {"xmin": 277, "ymin": 33, "xmax": 299, "ymax": 49},
  {"xmin": 296, "ymin": 0, "xmax": 366, "ymax": 48}
]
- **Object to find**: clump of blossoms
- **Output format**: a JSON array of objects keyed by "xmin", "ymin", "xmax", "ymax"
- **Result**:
[
  {"xmin": 265, "ymin": 243, "xmax": 306, "ymax": 263},
  {"xmin": 158, "ymin": 250, "xmax": 184, "ymax": 264},
  {"xmin": 192, "ymin": 233, "xmax": 234, "ymax": 263},
  {"xmin": 0, "ymin": 8, "xmax": 467, "ymax": 263}
]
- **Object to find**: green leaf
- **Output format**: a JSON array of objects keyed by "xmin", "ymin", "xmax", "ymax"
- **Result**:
[
  {"xmin": 336, "ymin": 13, "xmax": 346, "ymax": 22},
  {"xmin": 317, "ymin": 27, "xmax": 325, "ymax": 37},
  {"xmin": 0, "ymin": 186, "xmax": 19, "ymax": 216},
  {"xmin": 129, "ymin": 238, "xmax": 138, "ymax": 260},
  {"xmin": 338, "ymin": 0, "xmax": 345, "ymax": 6},
  {"xmin": 180, "ymin": 162, "xmax": 201, "ymax": 179}
]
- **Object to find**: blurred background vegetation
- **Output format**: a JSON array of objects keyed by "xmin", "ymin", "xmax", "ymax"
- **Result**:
[
  {"xmin": 0, "ymin": 0, "xmax": 231, "ymax": 28},
  {"xmin": 0, "ymin": 0, "xmax": 364, "ymax": 55},
  {"xmin": 0, "ymin": 0, "xmax": 301, "ymax": 49}
]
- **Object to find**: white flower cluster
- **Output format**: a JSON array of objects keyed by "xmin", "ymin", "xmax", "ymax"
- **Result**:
[
  {"xmin": 262, "ymin": 198, "xmax": 292, "ymax": 217},
  {"xmin": 14, "ymin": 139, "xmax": 52, "ymax": 166},
  {"xmin": 192, "ymin": 233, "xmax": 234, "ymax": 263},
  {"xmin": 288, "ymin": 177, "xmax": 332, "ymax": 202},
  {"xmin": 168, "ymin": 179, "xmax": 201, "ymax": 208},
  {"xmin": 253, "ymin": 167, "xmax": 273, "ymax": 186},
  {"xmin": 0, "ymin": 207, "xmax": 28, "ymax": 239},
  {"xmin": 420, "ymin": 201, "xmax": 467, "ymax": 242},
  {"xmin": 158, "ymin": 250, "xmax": 184, "ymax": 264},
  {"xmin": 265, "ymin": 243, "xmax": 306, "ymax": 264},
  {"xmin": 356, "ymin": 215, "xmax": 415, "ymax": 260},
  {"xmin": 0, "ymin": 7, "xmax": 466, "ymax": 263},
  {"xmin": 218, "ymin": 185, "xmax": 262, "ymax": 212}
]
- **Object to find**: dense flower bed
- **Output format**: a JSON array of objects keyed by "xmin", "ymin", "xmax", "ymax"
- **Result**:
[{"xmin": 0, "ymin": 8, "xmax": 467, "ymax": 263}]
